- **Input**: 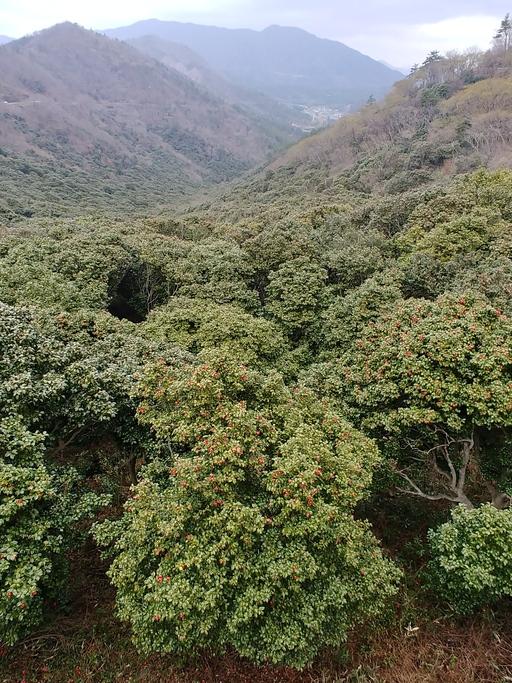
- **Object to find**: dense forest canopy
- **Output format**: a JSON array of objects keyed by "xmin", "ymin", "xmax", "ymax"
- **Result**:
[{"xmin": 1, "ymin": 12, "xmax": 512, "ymax": 683}]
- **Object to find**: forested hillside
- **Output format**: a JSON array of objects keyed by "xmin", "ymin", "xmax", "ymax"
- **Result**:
[
  {"xmin": 126, "ymin": 35, "xmax": 308, "ymax": 135},
  {"xmin": 193, "ymin": 46, "xmax": 512, "ymax": 228},
  {"xmin": 1, "ymin": 13, "xmax": 512, "ymax": 683},
  {"xmin": 1, "ymin": 162, "xmax": 512, "ymax": 680},
  {"xmin": 0, "ymin": 23, "xmax": 292, "ymax": 221},
  {"xmin": 278, "ymin": 48, "xmax": 512, "ymax": 188}
]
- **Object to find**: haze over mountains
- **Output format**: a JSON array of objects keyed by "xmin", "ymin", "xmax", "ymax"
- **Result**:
[
  {"xmin": 106, "ymin": 20, "xmax": 402, "ymax": 110},
  {"xmin": 125, "ymin": 35, "xmax": 307, "ymax": 132},
  {"xmin": 0, "ymin": 22, "xmax": 299, "ymax": 218},
  {"xmin": 0, "ymin": 18, "xmax": 406, "ymax": 220}
]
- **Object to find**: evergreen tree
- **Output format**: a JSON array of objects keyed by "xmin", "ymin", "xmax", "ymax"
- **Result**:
[
  {"xmin": 422, "ymin": 50, "xmax": 442, "ymax": 66},
  {"xmin": 494, "ymin": 13, "xmax": 512, "ymax": 51}
]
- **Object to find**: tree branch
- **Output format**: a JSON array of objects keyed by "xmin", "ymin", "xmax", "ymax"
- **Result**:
[{"xmin": 396, "ymin": 471, "xmax": 461, "ymax": 504}]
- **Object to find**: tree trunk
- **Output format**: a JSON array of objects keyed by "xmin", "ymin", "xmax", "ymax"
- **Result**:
[
  {"xmin": 455, "ymin": 493, "xmax": 475, "ymax": 510},
  {"xmin": 127, "ymin": 455, "xmax": 138, "ymax": 486}
]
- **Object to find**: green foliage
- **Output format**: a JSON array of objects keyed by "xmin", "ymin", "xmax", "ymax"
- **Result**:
[
  {"xmin": 143, "ymin": 298, "xmax": 286, "ymax": 368},
  {"xmin": 0, "ymin": 224, "xmax": 134, "ymax": 311},
  {"xmin": 420, "ymin": 84, "xmax": 450, "ymax": 108},
  {"xmin": 428, "ymin": 505, "xmax": 512, "ymax": 613},
  {"xmin": 2, "ymin": 80, "xmax": 512, "ymax": 666},
  {"xmin": 0, "ymin": 301, "xmax": 185, "ymax": 645},
  {"xmin": 0, "ymin": 302, "xmax": 161, "ymax": 454},
  {"xmin": 338, "ymin": 292, "xmax": 512, "ymax": 435},
  {"xmin": 321, "ymin": 270, "xmax": 403, "ymax": 352},
  {"xmin": 167, "ymin": 239, "xmax": 259, "ymax": 311},
  {"xmin": 266, "ymin": 256, "xmax": 327, "ymax": 343},
  {"xmin": 95, "ymin": 351, "xmax": 400, "ymax": 667},
  {"xmin": 310, "ymin": 212, "xmax": 390, "ymax": 295},
  {"xmin": 397, "ymin": 170, "xmax": 512, "ymax": 262},
  {"xmin": 0, "ymin": 414, "xmax": 108, "ymax": 645}
]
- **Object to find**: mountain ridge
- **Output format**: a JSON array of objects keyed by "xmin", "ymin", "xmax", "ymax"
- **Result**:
[
  {"xmin": 105, "ymin": 20, "xmax": 402, "ymax": 108},
  {"xmin": 125, "ymin": 34, "xmax": 307, "ymax": 133},
  {"xmin": 0, "ymin": 22, "xmax": 293, "ymax": 220},
  {"xmin": 182, "ymin": 47, "xmax": 512, "ymax": 226}
]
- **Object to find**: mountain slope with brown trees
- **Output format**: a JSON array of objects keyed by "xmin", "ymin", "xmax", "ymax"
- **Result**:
[
  {"xmin": 191, "ymin": 46, "xmax": 512, "ymax": 226},
  {"xmin": 0, "ymin": 23, "xmax": 291, "ymax": 220},
  {"xmin": 126, "ymin": 34, "xmax": 307, "ymax": 135},
  {"xmin": 275, "ymin": 48, "xmax": 512, "ymax": 190}
]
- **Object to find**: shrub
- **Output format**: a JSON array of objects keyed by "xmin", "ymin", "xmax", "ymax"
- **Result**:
[
  {"xmin": 0, "ymin": 416, "xmax": 108, "ymax": 645},
  {"xmin": 95, "ymin": 351, "xmax": 400, "ymax": 668},
  {"xmin": 428, "ymin": 505, "xmax": 512, "ymax": 614},
  {"xmin": 143, "ymin": 298, "xmax": 286, "ymax": 368}
]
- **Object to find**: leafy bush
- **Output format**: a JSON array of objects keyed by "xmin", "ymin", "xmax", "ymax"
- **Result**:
[
  {"xmin": 428, "ymin": 505, "xmax": 512, "ymax": 614},
  {"xmin": 338, "ymin": 292, "xmax": 512, "ymax": 435},
  {"xmin": 144, "ymin": 297, "xmax": 286, "ymax": 368},
  {"xmin": 95, "ymin": 351, "xmax": 400, "ymax": 667},
  {"xmin": 0, "ymin": 415, "xmax": 108, "ymax": 645}
]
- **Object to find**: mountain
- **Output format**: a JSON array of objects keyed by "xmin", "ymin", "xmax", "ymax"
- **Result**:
[
  {"xmin": 105, "ymin": 21, "xmax": 403, "ymax": 109},
  {"xmin": 0, "ymin": 23, "xmax": 294, "ymax": 221},
  {"xmin": 126, "ymin": 35, "xmax": 307, "ymax": 133},
  {"xmin": 0, "ymin": 36, "xmax": 12, "ymax": 45},
  {"xmin": 276, "ymin": 50, "xmax": 512, "ymax": 190},
  {"xmin": 125, "ymin": 36, "xmax": 230, "ymax": 94},
  {"xmin": 188, "ymin": 49, "xmax": 512, "ymax": 224},
  {"xmin": 379, "ymin": 59, "xmax": 409, "ymax": 75}
]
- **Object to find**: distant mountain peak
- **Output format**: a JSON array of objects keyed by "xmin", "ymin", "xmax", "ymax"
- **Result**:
[
  {"xmin": 35, "ymin": 21, "xmax": 88, "ymax": 36},
  {"xmin": 105, "ymin": 19, "xmax": 402, "ymax": 108},
  {"xmin": 0, "ymin": 21, "xmax": 289, "ymax": 209},
  {"xmin": 262, "ymin": 25, "xmax": 310, "ymax": 34}
]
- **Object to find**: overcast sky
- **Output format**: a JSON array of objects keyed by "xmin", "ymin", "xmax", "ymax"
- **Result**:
[{"xmin": 0, "ymin": 0, "xmax": 509, "ymax": 67}]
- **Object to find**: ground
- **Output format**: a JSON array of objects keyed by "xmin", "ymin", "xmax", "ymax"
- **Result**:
[{"xmin": 1, "ymin": 540, "xmax": 511, "ymax": 683}]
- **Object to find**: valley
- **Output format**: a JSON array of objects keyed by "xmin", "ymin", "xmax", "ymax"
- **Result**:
[{"xmin": 1, "ymin": 10, "xmax": 512, "ymax": 683}]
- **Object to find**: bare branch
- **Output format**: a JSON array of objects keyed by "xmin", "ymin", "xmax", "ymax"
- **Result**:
[
  {"xmin": 400, "ymin": 426, "xmax": 478, "ymax": 509},
  {"xmin": 431, "ymin": 456, "xmax": 453, "ymax": 484},
  {"xmin": 47, "ymin": 427, "xmax": 85, "ymax": 456},
  {"xmin": 456, "ymin": 440, "xmax": 473, "ymax": 496},
  {"xmin": 396, "ymin": 471, "xmax": 461, "ymax": 504},
  {"xmin": 439, "ymin": 444, "xmax": 458, "ymax": 490}
]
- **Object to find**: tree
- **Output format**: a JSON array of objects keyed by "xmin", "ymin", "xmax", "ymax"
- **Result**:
[
  {"xmin": 494, "ymin": 13, "xmax": 512, "ymax": 52},
  {"xmin": 143, "ymin": 297, "xmax": 286, "ymax": 370},
  {"xmin": 321, "ymin": 270, "xmax": 403, "ymax": 352},
  {"xmin": 0, "ymin": 415, "xmax": 108, "ymax": 646},
  {"xmin": 428, "ymin": 505, "xmax": 512, "ymax": 613},
  {"xmin": 396, "ymin": 170, "xmax": 512, "ymax": 263},
  {"xmin": 419, "ymin": 50, "xmax": 446, "ymax": 88},
  {"xmin": 266, "ymin": 256, "xmax": 327, "ymax": 345},
  {"xmin": 337, "ymin": 293, "xmax": 512, "ymax": 509},
  {"xmin": 319, "ymin": 221, "xmax": 388, "ymax": 296},
  {"xmin": 95, "ymin": 351, "xmax": 400, "ymax": 667},
  {"xmin": 423, "ymin": 51, "xmax": 443, "ymax": 66},
  {"xmin": 0, "ymin": 302, "xmax": 183, "ymax": 483},
  {"xmin": 0, "ymin": 225, "xmax": 134, "ymax": 312}
]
